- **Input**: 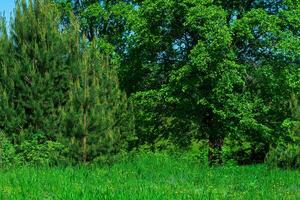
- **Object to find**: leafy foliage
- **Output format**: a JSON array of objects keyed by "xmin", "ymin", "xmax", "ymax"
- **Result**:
[
  {"xmin": 266, "ymin": 142, "xmax": 300, "ymax": 169},
  {"xmin": 0, "ymin": 132, "xmax": 17, "ymax": 167},
  {"xmin": 0, "ymin": 0, "xmax": 299, "ymax": 168},
  {"xmin": 17, "ymin": 132, "xmax": 69, "ymax": 166}
]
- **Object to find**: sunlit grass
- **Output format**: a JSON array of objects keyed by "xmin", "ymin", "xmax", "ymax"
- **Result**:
[{"xmin": 0, "ymin": 153, "xmax": 299, "ymax": 200}]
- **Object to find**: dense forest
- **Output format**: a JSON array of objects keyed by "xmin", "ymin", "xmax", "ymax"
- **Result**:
[{"xmin": 0, "ymin": 0, "xmax": 299, "ymax": 169}]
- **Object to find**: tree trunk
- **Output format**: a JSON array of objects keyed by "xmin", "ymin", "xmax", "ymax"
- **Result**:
[
  {"xmin": 208, "ymin": 137, "xmax": 224, "ymax": 166},
  {"xmin": 82, "ymin": 110, "xmax": 87, "ymax": 163},
  {"xmin": 82, "ymin": 59, "xmax": 88, "ymax": 163},
  {"xmin": 82, "ymin": 135, "xmax": 87, "ymax": 163}
]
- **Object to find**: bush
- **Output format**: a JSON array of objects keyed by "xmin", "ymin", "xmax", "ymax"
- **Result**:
[
  {"xmin": 222, "ymin": 135, "xmax": 268, "ymax": 165},
  {"xmin": 266, "ymin": 142, "xmax": 300, "ymax": 169},
  {"xmin": 180, "ymin": 139, "xmax": 208, "ymax": 166},
  {"xmin": 0, "ymin": 132, "xmax": 18, "ymax": 167},
  {"xmin": 17, "ymin": 133, "xmax": 70, "ymax": 166}
]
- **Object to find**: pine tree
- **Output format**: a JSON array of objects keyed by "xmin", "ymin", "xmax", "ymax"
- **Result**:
[
  {"xmin": 0, "ymin": 0, "xmax": 79, "ymax": 142},
  {"xmin": 0, "ymin": 14, "xmax": 24, "ymax": 143},
  {"xmin": 62, "ymin": 41, "xmax": 134, "ymax": 163},
  {"xmin": 0, "ymin": 0, "xmax": 133, "ymax": 163}
]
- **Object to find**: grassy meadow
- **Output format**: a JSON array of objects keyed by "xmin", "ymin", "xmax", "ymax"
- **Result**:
[{"xmin": 0, "ymin": 153, "xmax": 299, "ymax": 200}]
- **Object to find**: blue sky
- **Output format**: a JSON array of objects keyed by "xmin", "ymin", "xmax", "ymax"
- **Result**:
[{"xmin": 0, "ymin": 0, "xmax": 16, "ymax": 22}]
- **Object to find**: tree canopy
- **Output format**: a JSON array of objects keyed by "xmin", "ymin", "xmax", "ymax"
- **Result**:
[{"xmin": 0, "ymin": 0, "xmax": 299, "ymax": 167}]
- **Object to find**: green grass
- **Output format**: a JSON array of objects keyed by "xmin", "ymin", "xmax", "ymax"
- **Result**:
[{"xmin": 0, "ymin": 153, "xmax": 299, "ymax": 200}]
